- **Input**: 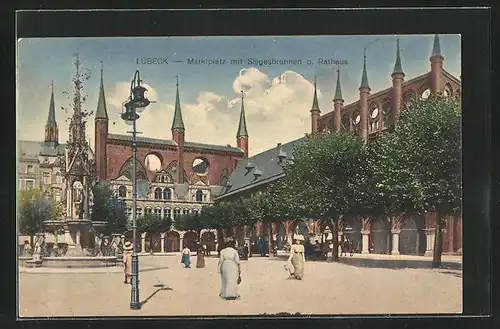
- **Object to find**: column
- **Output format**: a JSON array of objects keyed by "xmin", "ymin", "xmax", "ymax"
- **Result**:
[
  {"xmin": 75, "ymin": 229, "xmax": 81, "ymax": 246},
  {"xmin": 361, "ymin": 231, "xmax": 370, "ymax": 254},
  {"xmin": 180, "ymin": 232, "xmax": 184, "ymax": 250},
  {"xmin": 391, "ymin": 230, "xmax": 400, "ymax": 255},
  {"xmin": 64, "ymin": 228, "xmax": 72, "ymax": 245},
  {"xmin": 425, "ymin": 229, "xmax": 435, "ymax": 256},
  {"xmin": 141, "ymin": 232, "xmax": 146, "ymax": 253},
  {"xmin": 160, "ymin": 233, "xmax": 166, "ymax": 253}
]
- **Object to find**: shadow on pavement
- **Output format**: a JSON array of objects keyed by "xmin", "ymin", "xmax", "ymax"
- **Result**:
[
  {"xmin": 139, "ymin": 266, "xmax": 169, "ymax": 273},
  {"xmin": 140, "ymin": 284, "xmax": 173, "ymax": 307},
  {"xmin": 338, "ymin": 257, "xmax": 462, "ymax": 271}
]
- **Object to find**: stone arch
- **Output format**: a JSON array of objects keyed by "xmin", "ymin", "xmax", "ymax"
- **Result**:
[
  {"xmin": 343, "ymin": 217, "xmax": 362, "ymax": 253},
  {"xmin": 192, "ymin": 157, "xmax": 210, "ymax": 176},
  {"xmin": 369, "ymin": 102, "xmax": 380, "ymax": 132},
  {"xmin": 165, "ymin": 231, "xmax": 180, "ymax": 252},
  {"xmin": 119, "ymin": 157, "xmax": 148, "ymax": 181},
  {"xmin": 403, "ymin": 90, "xmax": 417, "ymax": 108},
  {"xmin": 370, "ymin": 217, "xmax": 390, "ymax": 254},
  {"xmin": 399, "ymin": 216, "xmax": 426, "ymax": 255},
  {"xmin": 145, "ymin": 232, "xmax": 162, "ymax": 253},
  {"xmin": 201, "ymin": 231, "xmax": 216, "ymax": 251},
  {"xmin": 444, "ymin": 83, "xmax": 453, "ymax": 98},
  {"xmin": 351, "ymin": 109, "xmax": 361, "ymax": 134},
  {"xmin": 118, "ymin": 185, "xmax": 127, "ymax": 198},
  {"xmin": 183, "ymin": 231, "xmax": 198, "ymax": 250}
]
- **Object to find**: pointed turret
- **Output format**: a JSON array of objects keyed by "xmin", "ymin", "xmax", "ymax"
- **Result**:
[
  {"xmin": 334, "ymin": 67, "xmax": 343, "ymax": 102},
  {"xmin": 431, "ymin": 34, "xmax": 443, "ymax": 58},
  {"xmin": 237, "ymin": 91, "xmax": 248, "ymax": 138},
  {"xmin": 392, "ymin": 36, "xmax": 404, "ymax": 76},
  {"xmin": 429, "ymin": 34, "xmax": 444, "ymax": 95},
  {"xmin": 95, "ymin": 61, "xmax": 109, "ymax": 181},
  {"xmin": 359, "ymin": 49, "xmax": 370, "ymax": 90},
  {"xmin": 171, "ymin": 75, "xmax": 185, "ymax": 131},
  {"xmin": 44, "ymin": 81, "xmax": 59, "ymax": 145},
  {"xmin": 237, "ymin": 91, "xmax": 249, "ymax": 158},
  {"xmin": 359, "ymin": 48, "xmax": 370, "ymax": 142},
  {"xmin": 95, "ymin": 62, "xmax": 108, "ymax": 120},
  {"xmin": 310, "ymin": 76, "xmax": 320, "ymax": 113},
  {"xmin": 333, "ymin": 66, "xmax": 344, "ymax": 132}
]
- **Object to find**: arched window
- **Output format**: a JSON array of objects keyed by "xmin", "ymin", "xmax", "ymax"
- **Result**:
[
  {"xmin": 163, "ymin": 188, "xmax": 172, "ymax": 200},
  {"xmin": 404, "ymin": 91, "xmax": 416, "ymax": 108},
  {"xmin": 342, "ymin": 112, "xmax": 350, "ymax": 131},
  {"xmin": 382, "ymin": 102, "xmax": 391, "ymax": 129},
  {"xmin": 419, "ymin": 86, "xmax": 431, "ymax": 101},
  {"xmin": 118, "ymin": 185, "xmax": 127, "ymax": 198},
  {"xmin": 136, "ymin": 208, "xmax": 142, "ymax": 217},
  {"xmin": 154, "ymin": 187, "xmax": 162, "ymax": 200},
  {"xmin": 196, "ymin": 189, "xmax": 203, "ymax": 202},
  {"xmin": 163, "ymin": 174, "xmax": 172, "ymax": 183},
  {"xmin": 163, "ymin": 208, "xmax": 171, "ymax": 219},
  {"xmin": 154, "ymin": 208, "xmax": 162, "ymax": 216},
  {"xmin": 369, "ymin": 103, "xmax": 379, "ymax": 132},
  {"xmin": 193, "ymin": 209, "xmax": 199, "ymax": 215},
  {"xmin": 145, "ymin": 207, "xmax": 153, "ymax": 214},
  {"xmin": 173, "ymin": 208, "xmax": 181, "ymax": 219},
  {"xmin": 352, "ymin": 109, "xmax": 361, "ymax": 134}
]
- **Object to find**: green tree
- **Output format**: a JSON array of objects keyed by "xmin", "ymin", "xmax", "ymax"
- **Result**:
[
  {"xmin": 372, "ymin": 95, "xmax": 461, "ymax": 267},
  {"xmin": 174, "ymin": 212, "xmax": 209, "ymax": 241},
  {"xmin": 18, "ymin": 189, "xmax": 52, "ymax": 245},
  {"xmin": 136, "ymin": 213, "xmax": 172, "ymax": 252},
  {"xmin": 90, "ymin": 181, "xmax": 128, "ymax": 234},
  {"xmin": 280, "ymin": 132, "xmax": 371, "ymax": 261}
]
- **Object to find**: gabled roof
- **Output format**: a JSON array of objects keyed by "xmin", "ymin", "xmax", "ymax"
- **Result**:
[
  {"xmin": 184, "ymin": 141, "xmax": 244, "ymax": 154},
  {"xmin": 108, "ymin": 134, "xmax": 177, "ymax": 146},
  {"xmin": 18, "ymin": 140, "xmax": 66, "ymax": 158},
  {"xmin": 217, "ymin": 137, "xmax": 306, "ymax": 199}
]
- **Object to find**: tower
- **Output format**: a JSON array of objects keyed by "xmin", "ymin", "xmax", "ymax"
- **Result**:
[
  {"xmin": 310, "ymin": 76, "xmax": 321, "ymax": 134},
  {"xmin": 94, "ymin": 61, "xmax": 108, "ymax": 181},
  {"xmin": 391, "ymin": 36, "xmax": 405, "ymax": 126},
  {"xmin": 430, "ymin": 34, "xmax": 444, "ymax": 95},
  {"xmin": 359, "ymin": 48, "xmax": 371, "ymax": 142},
  {"xmin": 236, "ymin": 90, "xmax": 249, "ymax": 158},
  {"xmin": 44, "ymin": 81, "xmax": 59, "ymax": 147},
  {"xmin": 171, "ymin": 76, "xmax": 185, "ymax": 183},
  {"xmin": 333, "ymin": 66, "xmax": 344, "ymax": 132}
]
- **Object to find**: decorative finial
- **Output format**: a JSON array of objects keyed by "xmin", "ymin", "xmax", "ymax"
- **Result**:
[
  {"xmin": 100, "ymin": 61, "xmax": 103, "ymax": 73},
  {"xmin": 241, "ymin": 90, "xmax": 244, "ymax": 100},
  {"xmin": 314, "ymin": 75, "xmax": 317, "ymax": 88},
  {"xmin": 337, "ymin": 63, "xmax": 340, "ymax": 74},
  {"xmin": 364, "ymin": 46, "xmax": 367, "ymax": 60},
  {"xmin": 176, "ymin": 75, "xmax": 179, "ymax": 87},
  {"xmin": 51, "ymin": 80, "xmax": 54, "ymax": 93}
]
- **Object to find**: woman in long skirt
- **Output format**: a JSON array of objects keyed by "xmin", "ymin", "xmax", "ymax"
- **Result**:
[
  {"xmin": 218, "ymin": 239, "xmax": 241, "ymax": 300},
  {"xmin": 123, "ymin": 241, "xmax": 133, "ymax": 284},
  {"xmin": 287, "ymin": 235, "xmax": 305, "ymax": 280},
  {"xmin": 181, "ymin": 246, "xmax": 191, "ymax": 268},
  {"xmin": 196, "ymin": 245, "xmax": 205, "ymax": 268}
]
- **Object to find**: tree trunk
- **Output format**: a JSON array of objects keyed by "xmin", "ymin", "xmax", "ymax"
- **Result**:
[
  {"xmin": 267, "ymin": 218, "xmax": 274, "ymax": 257},
  {"xmin": 329, "ymin": 217, "xmax": 340, "ymax": 262},
  {"xmin": 432, "ymin": 211, "xmax": 444, "ymax": 268}
]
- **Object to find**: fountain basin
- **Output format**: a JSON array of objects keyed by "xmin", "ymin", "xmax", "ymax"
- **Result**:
[{"xmin": 41, "ymin": 256, "xmax": 118, "ymax": 268}]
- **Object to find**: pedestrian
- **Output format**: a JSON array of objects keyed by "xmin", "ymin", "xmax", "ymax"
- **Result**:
[
  {"xmin": 287, "ymin": 235, "xmax": 305, "ymax": 280},
  {"xmin": 218, "ymin": 239, "xmax": 241, "ymax": 300},
  {"xmin": 196, "ymin": 244, "xmax": 206, "ymax": 268},
  {"xmin": 203, "ymin": 244, "xmax": 210, "ymax": 256},
  {"xmin": 123, "ymin": 241, "xmax": 133, "ymax": 284},
  {"xmin": 181, "ymin": 245, "xmax": 191, "ymax": 268}
]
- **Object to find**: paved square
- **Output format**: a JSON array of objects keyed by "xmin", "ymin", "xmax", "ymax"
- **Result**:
[{"xmin": 18, "ymin": 254, "xmax": 462, "ymax": 317}]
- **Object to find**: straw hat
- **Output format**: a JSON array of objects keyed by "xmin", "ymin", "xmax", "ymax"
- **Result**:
[
  {"xmin": 123, "ymin": 241, "xmax": 133, "ymax": 251},
  {"xmin": 293, "ymin": 234, "xmax": 305, "ymax": 241}
]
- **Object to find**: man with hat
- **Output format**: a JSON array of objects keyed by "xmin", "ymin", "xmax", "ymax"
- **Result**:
[{"xmin": 123, "ymin": 241, "xmax": 133, "ymax": 284}]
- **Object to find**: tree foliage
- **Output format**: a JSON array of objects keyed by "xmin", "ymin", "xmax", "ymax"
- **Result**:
[
  {"xmin": 90, "ymin": 182, "xmax": 128, "ymax": 234},
  {"xmin": 18, "ymin": 189, "xmax": 54, "ymax": 236},
  {"xmin": 136, "ymin": 213, "xmax": 172, "ymax": 234}
]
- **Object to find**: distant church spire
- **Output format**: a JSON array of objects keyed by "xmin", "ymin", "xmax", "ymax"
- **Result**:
[
  {"xmin": 95, "ymin": 61, "xmax": 108, "ymax": 120},
  {"xmin": 172, "ymin": 75, "xmax": 185, "ymax": 131},
  {"xmin": 237, "ymin": 90, "xmax": 248, "ymax": 138},
  {"xmin": 44, "ymin": 81, "xmax": 58, "ymax": 145},
  {"xmin": 431, "ymin": 34, "xmax": 443, "ymax": 58},
  {"xmin": 47, "ymin": 80, "xmax": 56, "ymax": 124}
]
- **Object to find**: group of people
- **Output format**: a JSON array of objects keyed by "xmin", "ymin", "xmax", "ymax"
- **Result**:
[{"xmin": 121, "ymin": 235, "xmax": 309, "ymax": 299}]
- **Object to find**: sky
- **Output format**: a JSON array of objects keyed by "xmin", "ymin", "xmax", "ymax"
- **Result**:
[{"xmin": 17, "ymin": 35, "xmax": 461, "ymax": 156}]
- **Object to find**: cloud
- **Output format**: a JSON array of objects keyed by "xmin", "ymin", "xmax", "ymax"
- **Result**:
[{"xmin": 109, "ymin": 68, "xmax": 318, "ymax": 156}]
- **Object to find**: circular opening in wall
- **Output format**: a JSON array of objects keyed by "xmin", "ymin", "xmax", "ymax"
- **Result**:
[
  {"xmin": 354, "ymin": 114, "xmax": 361, "ymax": 124},
  {"xmin": 145, "ymin": 154, "xmax": 162, "ymax": 171},
  {"xmin": 192, "ymin": 158, "xmax": 209, "ymax": 175},
  {"xmin": 370, "ymin": 107, "xmax": 379, "ymax": 118}
]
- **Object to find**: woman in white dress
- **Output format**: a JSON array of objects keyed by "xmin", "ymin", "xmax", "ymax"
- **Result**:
[
  {"xmin": 287, "ymin": 235, "xmax": 305, "ymax": 280},
  {"xmin": 218, "ymin": 240, "xmax": 241, "ymax": 300}
]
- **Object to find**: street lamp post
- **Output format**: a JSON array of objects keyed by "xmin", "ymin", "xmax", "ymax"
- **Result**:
[{"xmin": 121, "ymin": 70, "xmax": 151, "ymax": 310}]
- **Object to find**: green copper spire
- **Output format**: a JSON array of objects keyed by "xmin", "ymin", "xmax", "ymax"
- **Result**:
[
  {"xmin": 172, "ymin": 75, "xmax": 185, "ymax": 131},
  {"xmin": 310, "ymin": 76, "xmax": 320, "ymax": 112},
  {"xmin": 237, "ymin": 90, "xmax": 248, "ymax": 138},
  {"xmin": 334, "ymin": 66, "xmax": 344, "ymax": 101},
  {"xmin": 360, "ymin": 48, "xmax": 370, "ymax": 89},
  {"xmin": 431, "ymin": 34, "xmax": 443, "ymax": 57},
  {"xmin": 392, "ymin": 36, "xmax": 404, "ymax": 75},
  {"xmin": 95, "ymin": 61, "xmax": 108, "ymax": 119},
  {"xmin": 47, "ymin": 80, "xmax": 56, "ymax": 124}
]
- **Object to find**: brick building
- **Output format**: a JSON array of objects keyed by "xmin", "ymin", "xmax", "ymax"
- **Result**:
[
  {"xmin": 94, "ymin": 69, "xmax": 249, "ymax": 252},
  {"xmin": 217, "ymin": 35, "xmax": 462, "ymax": 256}
]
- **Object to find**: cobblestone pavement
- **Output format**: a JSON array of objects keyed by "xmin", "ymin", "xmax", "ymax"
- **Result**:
[{"xmin": 18, "ymin": 254, "xmax": 462, "ymax": 317}]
